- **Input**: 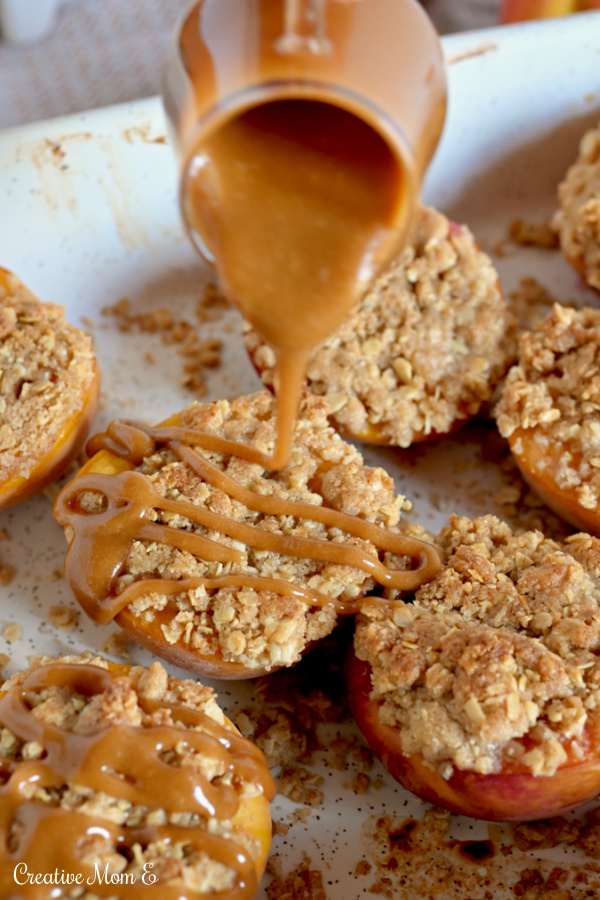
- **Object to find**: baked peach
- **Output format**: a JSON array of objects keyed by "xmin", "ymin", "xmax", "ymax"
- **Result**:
[
  {"xmin": 495, "ymin": 304, "xmax": 600, "ymax": 534},
  {"xmin": 346, "ymin": 649, "xmax": 600, "ymax": 822},
  {"xmin": 348, "ymin": 514, "xmax": 600, "ymax": 822},
  {"xmin": 244, "ymin": 207, "xmax": 514, "ymax": 448},
  {"xmin": 54, "ymin": 391, "xmax": 440, "ymax": 680},
  {"xmin": 59, "ymin": 415, "xmax": 276, "ymax": 681},
  {"xmin": 0, "ymin": 268, "xmax": 99, "ymax": 508}
]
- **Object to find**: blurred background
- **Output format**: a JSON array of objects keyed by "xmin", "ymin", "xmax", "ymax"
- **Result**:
[{"xmin": 0, "ymin": 0, "xmax": 595, "ymax": 130}]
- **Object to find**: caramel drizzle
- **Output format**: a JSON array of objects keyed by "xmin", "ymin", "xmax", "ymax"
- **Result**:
[
  {"xmin": 54, "ymin": 419, "xmax": 441, "ymax": 628},
  {"xmin": 0, "ymin": 663, "xmax": 275, "ymax": 899}
]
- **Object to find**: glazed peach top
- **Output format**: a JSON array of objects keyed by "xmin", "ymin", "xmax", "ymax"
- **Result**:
[{"xmin": 55, "ymin": 391, "xmax": 439, "ymax": 674}]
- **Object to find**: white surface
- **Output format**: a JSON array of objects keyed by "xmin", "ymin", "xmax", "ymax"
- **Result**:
[{"xmin": 0, "ymin": 14, "xmax": 599, "ymax": 898}]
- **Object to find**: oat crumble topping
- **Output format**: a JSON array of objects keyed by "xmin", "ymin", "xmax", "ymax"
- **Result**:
[
  {"xmin": 1, "ymin": 654, "xmax": 265, "ymax": 896},
  {"xmin": 552, "ymin": 123, "xmax": 600, "ymax": 290},
  {"xmin": 355, "ymin": 514, "xmax": 600, "ymax": 778},
  {"xmin": 0, "ymin": 270, "xmax": 97, "ymax": 481},
  {"xmin": 495, "ymin": 304, "xmax": 600, "ymax": 509},
  {"xmin": 244, "ymin": 206, "xmax": 516, "ymax": 447}
]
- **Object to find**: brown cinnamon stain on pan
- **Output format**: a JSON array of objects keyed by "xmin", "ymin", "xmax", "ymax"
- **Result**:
[
  {"xmin": 31, "ymin": 133, "xmax": 93, "ymax": 215},
  {"xmin": 29, "ymin": 127, "xmax": 169, "ymax": 249}
]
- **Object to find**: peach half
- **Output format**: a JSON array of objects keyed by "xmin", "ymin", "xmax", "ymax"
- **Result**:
[{"xmin": 346, "ymin": 649, "xmax": 600, "ymax": 822}]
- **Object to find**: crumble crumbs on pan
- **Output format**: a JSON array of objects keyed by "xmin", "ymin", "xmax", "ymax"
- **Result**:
[
  {"xmin": 0, "ymin": 270, "xmax": 96, "ymax": 482},
  {"xmin": 3, "ymin": 623, "xmax": 20, "ymax": 643},
  {"xmin": 495, "ymin": 304, "xmax": 600, "ymax": 510},
  {"xmin": 102, "ymin": 283, "xmax": 227, "ymax": 397},
  {"xmin": 265, "ymin": 855, "xmax": 327, "ymax": 900},
  {"xmin": 358, "ymin": 804, "xmax": 594, "ymax": 899},
  {"xmin": 355, "ymin": 513, "xmax": 600, "ymax": 778},
  {"xmin": 244, "ymin": 206, "xmax": 516, "ymax": 447},
  {"xmin": 80, "ymin": 391, "xmax": 414, "ymax": 673},
  {"xmin": 102, "ymin": 631, "xmax": 133, "ymax": 659},
  {"xmin": 552, "ymin": 123, "xmax": 600, "ymax": 290},
  {"xmin": 509, "ymin": 220, "xmax": 560, "ymax": 250},
  {"xmin": 0, "ymin": 654, "xmax": 265, "ymax": 896},
  {"xmin": 47, "ymin": 604, "xmax": 78, "ymax": 630}
]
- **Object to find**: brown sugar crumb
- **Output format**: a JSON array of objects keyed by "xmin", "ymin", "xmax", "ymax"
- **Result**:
[
  {"xmin": 495, "ymin": 304, "xmax": 600, "ymax": 511},
  {"xmin": 354, "ymin": 859, "xmax": 372, "ymax": 877},
  {"xmin": 351, "ymin": 772, "xmax": 370, "ymax": 793},
  {"xmin": 102, "ymin": 631, "xmax": 133, "ymax": 660},
  {"xmin": 102, "ymin": 283, "xmax": 226, "ymax": 397},
  {"xmin": 552, "ymin": 123, "xmax": 600, "ymax": 290},
  {"xmin": 511, "ymin": 819, "xmax": 580, "ymax": 853},
  {"xmin": 47, "ymin": 604, "xmax": 78, "ymax": 630},
  {"xmin": 509, "ymin": 219, "xmax": 560, "ymax": 250},
  {"xmin": 196, "ymin": 282, "xmax": 229, "ymax": 322},
  {"xmin": 0, "ymin": 654, "xmax": 10, "ymax": 672},
  {"xmin": 3, "ymin": 623, "xmax": 20, "ymax": 643},
  {"xmin": 245, "ymin": 206, "xmax": 516, "ymax": 447},
  {"xmin": 0, "ymin": 564, "xmax": 14, "ymax": 586},
  {"xmin": 279, "ymin": 767, "xmax": 324, "ymax": 807},
  {"xmin": 265, "ymin": 856, "xmax": 327, "ymax": 900},
  {"xmin": 355, "ymin": 513, "xmax": 600, "ymax": 778},
  {"xmin": 509, "ymin": 276, "xmax": 557, "ymax": 331},
  {"xmin": 0, "ymin": 270, "xmax": 97, "ymax": 484}
]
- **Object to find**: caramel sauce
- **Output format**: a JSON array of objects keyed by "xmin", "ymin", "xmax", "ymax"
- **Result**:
[
  {"xmin": 0, "ymin": 662, "xmax": 275, "ymax": 898},
  {"xmin": 166, "ymin": 0, "xmax": 447, "ymax": 469},
  {"xmin": 54, "ymin": 418, "xmax": 441, "ymax": 630},
  {"xmin": 184, "ymin": 99, "xmax": 408, "ymax": 468}
]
